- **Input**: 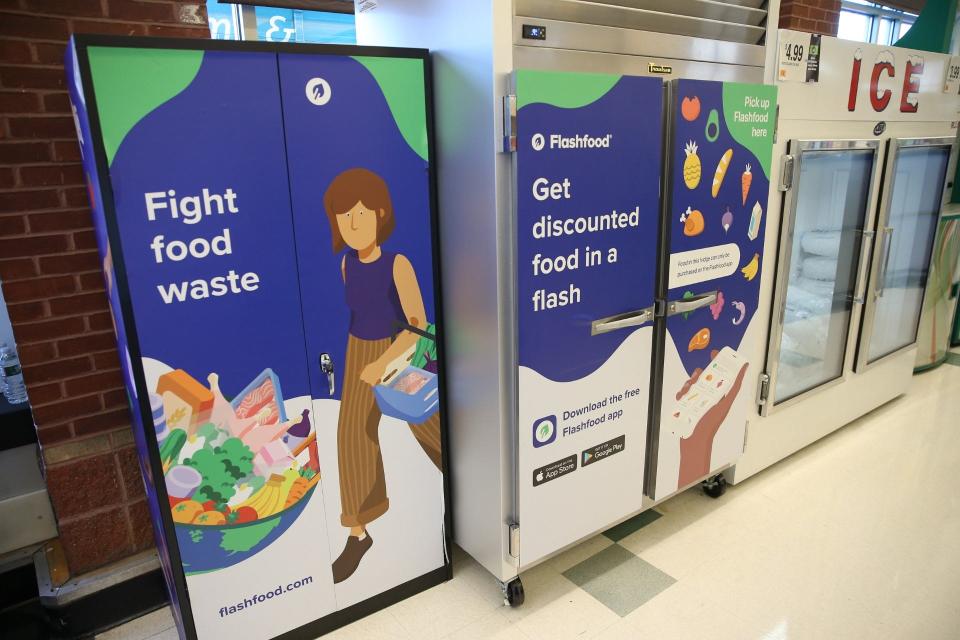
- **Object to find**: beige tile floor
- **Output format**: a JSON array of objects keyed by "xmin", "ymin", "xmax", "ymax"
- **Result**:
[{"xmin": 100, "ymin": 356, "xmax": 960, "ymax": 640}]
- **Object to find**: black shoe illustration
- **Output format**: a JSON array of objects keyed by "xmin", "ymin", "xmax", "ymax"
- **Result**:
[{"xmin": 332, "ymin": 533, "xmax": 373, "ymax": 583}]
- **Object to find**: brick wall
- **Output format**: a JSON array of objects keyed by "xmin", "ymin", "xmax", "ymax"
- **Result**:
[
  {"xmin": 780, "ymin": 0, "xmax": 842, "ymax": 35},
  {"xmin": 0, "ymin": 1, "xmax": 209, "ymax": 575}
]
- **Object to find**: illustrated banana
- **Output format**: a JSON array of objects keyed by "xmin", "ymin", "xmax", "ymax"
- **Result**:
[
  {"xmin": 741, "ymin": 253, "xmax": 759, "ymax": 281},
  {"xmin": 238, "ymin": 474, "xmax": 286, "ymax": 517}
]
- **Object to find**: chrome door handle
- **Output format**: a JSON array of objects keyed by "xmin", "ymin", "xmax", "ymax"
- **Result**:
[
  {"xmin": 875, "ymin": 226, "xmax": 894, "ymax": 299},
  {"xmin": 319, "ymin": 353, "xmax": 335, "ymax": 396},
  {"xmin": 666, "ymin": 291, "xmax": 718, "ymax": 317},
  {"xmin": 592, "ymin": 305, "xmax": 655, "ymax": 335},
  {"xmin": 851, "ymin": 229, "xmax": 875, "ymax": 304}
]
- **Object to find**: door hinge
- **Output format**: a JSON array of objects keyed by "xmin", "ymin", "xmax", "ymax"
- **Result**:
[
  {"xmin": 778, "ymin": 154, "xmax": 794, "ymax": 191},
  {"xmin": 757, "ymin": 372, "xmax": 770, "ymax": 406},
  {"xmin": 508, "ymin": 523, "xmax": 520, "ymax": 560},
  {"xmin": 502, "ymin": 94, "xmax": 517, "ymax": 153},
  {"xmin": 654, "ymin": 298, "xmax": 667, "ymax": 317}
]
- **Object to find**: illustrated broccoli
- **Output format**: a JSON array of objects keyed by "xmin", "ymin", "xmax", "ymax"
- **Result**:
[{"xmin": 183, "ymin": 437, "xmax": 254, "ymax": 506}]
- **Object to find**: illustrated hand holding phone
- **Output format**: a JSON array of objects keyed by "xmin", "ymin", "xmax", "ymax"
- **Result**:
[
  {"xmin": 674, "ymin": 347, "xmax": 749, "ymax": 488},
  {"xmin": 671, "ymin": 347, "xmax": 747, "ymax": 439}
]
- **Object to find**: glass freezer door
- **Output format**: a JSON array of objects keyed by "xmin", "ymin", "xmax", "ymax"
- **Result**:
[
  {"xmin": 856, "ymin": 138, "xmax": 953, "ymax": 371},
  {"xmin": 762, "ymin": 140, "xmax": 880, "ymax": 415}
]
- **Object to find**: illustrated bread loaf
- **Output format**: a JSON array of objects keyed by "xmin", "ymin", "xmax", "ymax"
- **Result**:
[{"xmin": 156, "ymin": 369, "xmax": 214, "ymax": 435}]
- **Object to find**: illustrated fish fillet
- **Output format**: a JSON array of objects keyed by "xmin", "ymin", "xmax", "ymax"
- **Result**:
[
  {"xmin": 236, "ymin": 379, "xmax": 279, "ymax": 424},
  {"xmin": 394, "ymin": 371, "xmax": 429, "ymax": 395}
]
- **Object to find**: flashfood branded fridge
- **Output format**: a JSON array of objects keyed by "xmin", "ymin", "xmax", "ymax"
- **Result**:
[
  {"xmin": 729, "ymin": 31, "xmax": 960, "ymax": 483},
  {"xmin": 66, "ymin": 36, "xmax": 451, "ymax": 639},
  {"xmin": 355, "ymin": 0, "xmax": 776, "ymax": 600}
]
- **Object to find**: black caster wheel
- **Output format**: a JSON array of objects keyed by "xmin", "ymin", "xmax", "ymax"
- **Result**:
[
  {"xmin": 702, "ymin": 474, "xmax": 727, "ymax": 499},
  {"xmin": 504, "ymin": 577, "xmax": 525, "ymax": 607}
]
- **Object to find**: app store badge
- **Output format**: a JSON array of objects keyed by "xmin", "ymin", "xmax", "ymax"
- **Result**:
[{"xmin": 532, "ymin": 455, "xmax": 577, "ymax": 487}]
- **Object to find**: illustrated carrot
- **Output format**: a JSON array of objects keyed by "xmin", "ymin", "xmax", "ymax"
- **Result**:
[
  {"xmin": 741, "ymin": 163, "xmax": 752, "ymax": 205},
  {"xmin": 283, "ymin": 468, "xmax": 317, "ymax": 508},
  {"xmin": 283, "ymin": 476, "xmax": 309, "ymax": 509},
  {"xmin": 712, "ymin": 148, "xmax": 733, "ymax": 198}
]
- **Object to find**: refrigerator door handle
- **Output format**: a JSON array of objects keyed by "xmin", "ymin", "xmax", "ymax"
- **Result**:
[
  {"xmin": 319, "ymin": 353, "xmax": 335, "ymax": 396},
  {"xmin": 666, "ymin": 291, "xmax": 718, "ymax": 317},
  {"xmin": 875, "ymin": 226, "xmax": 895, "ymax": 299},
  {"xmin": 851, "ymin": 229, "xmax": 875, "ymax": 304},
  {"xmin": 591, "ymin": 305, "xmax": 656, "ymax": 335}
]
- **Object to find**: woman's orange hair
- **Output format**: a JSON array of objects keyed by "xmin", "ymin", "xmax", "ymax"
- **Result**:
[{"xmin": 323, "ymin": 168, "xmax": 396, "ymax": 252}]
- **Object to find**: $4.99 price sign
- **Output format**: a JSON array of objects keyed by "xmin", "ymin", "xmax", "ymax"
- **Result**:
[
  {"xmin": 945, "ymin": 56, "xmax": 960, "ymax": 94},
  {"xmin": 784, "ymin": 42, "xmax": 804, "ymax": 63},
  {"xmin": 777, "ymin": 31, "xmax": 819, "ymax": 84}
]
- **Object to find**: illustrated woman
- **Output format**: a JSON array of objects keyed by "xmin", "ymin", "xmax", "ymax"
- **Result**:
[{"xmin": 323, "ymin": 168, "xmax": 442, "ymax": 584}]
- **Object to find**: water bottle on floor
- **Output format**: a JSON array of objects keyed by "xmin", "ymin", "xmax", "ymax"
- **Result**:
[{"xmin": 0, "ymin": 343, "xmax": 28, "ymax": 404}]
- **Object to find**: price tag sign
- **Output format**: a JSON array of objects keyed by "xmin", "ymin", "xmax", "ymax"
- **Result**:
[
  {"xmin": 944, "ymin": 56, "xmax": 960, "ymax": 94},
  {"xmin": 778, "ymin": 31, "xmax": 819, "ymax": 83}
]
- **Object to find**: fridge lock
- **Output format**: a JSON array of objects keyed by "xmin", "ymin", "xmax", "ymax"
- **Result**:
[
  {"xmin": 757, "ymin": 372, "xmax": 771, "ymax": 406},
  {"xmin": 319, "ymin": 353, "xmax": 335, "ymax": 396}
]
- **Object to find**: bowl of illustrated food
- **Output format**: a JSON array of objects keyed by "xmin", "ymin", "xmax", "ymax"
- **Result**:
[{"xmin": 153, "ymin": 367, "xmax": 320, "ymax": 574}]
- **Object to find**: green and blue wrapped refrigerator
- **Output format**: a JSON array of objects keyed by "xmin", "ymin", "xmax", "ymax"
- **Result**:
[{"xmin": 66, "ymin": 36, "xmax": 450, "ymax": 640}]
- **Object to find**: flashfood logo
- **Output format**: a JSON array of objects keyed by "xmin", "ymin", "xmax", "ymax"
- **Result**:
[
  {"xmin": 532, "ymin": 415, "xmax": 557, "ymax": 448},
  {"xmin": 532, "ymin": 132, "xmax": 612, "ymax": 150},
  {"xmin": 305, "ymin": 77, "xmax": 332, "ymax": 106}
]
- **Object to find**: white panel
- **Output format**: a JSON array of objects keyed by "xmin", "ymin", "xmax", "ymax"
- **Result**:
[{"xmin": 775, "ymin": 30, "xmax": 960, "ymax": 123}]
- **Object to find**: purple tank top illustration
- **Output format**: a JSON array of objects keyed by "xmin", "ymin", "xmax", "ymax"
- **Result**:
[{"xmin": 344, "ymin": 250, "xmax": 406, "ymax": 340}]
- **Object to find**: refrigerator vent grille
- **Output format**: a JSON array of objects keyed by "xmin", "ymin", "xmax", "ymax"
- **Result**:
[{"xmin": 515, "ymin": 0, "xmax": 768, "ymax": 46}]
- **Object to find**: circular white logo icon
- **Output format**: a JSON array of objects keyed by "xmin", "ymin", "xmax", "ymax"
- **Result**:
[
  {"xmin": 305, "ymin": 78, "xmax": 332, "ymax": 106},
  {"xmin": 534, "ymin": 419, "xmax": 554, "ymax": 444},
  {"xmin": 531, "ymin": 133, "xmax": 545, "ymax": 151}
]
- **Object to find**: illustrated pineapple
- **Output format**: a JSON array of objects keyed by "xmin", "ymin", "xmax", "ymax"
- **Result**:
[{"xmin": 683, "ymin": 140, "xmax": 701, "ymax": 189}]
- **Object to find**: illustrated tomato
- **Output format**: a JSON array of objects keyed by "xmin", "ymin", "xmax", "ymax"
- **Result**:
[
  {"xmin": 233, "ymin": 506, "xmax": 258, "ymax": 523},
  {"xmin": 681, "ymin": 96, "xmax": 701, "ymax": 122},
  {"xmin": 202, "ymin": 500, "xmax": 217, "ymax": 511},
  {"xmin": 168, "ymin": 496, "xmax": 187, "ymax": 508}
]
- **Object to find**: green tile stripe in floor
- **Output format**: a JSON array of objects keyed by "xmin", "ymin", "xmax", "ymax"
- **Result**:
[
  {"xmin": 563, "ymin": 544, "xmax": 676, "ymax": 617},
  {"xmin": 557, "ymin": 509, "xmax": 674, "ymax": 617},
  {"xmin": 602, "ymin": 509, "xmax": 662, "ymax": 542}
]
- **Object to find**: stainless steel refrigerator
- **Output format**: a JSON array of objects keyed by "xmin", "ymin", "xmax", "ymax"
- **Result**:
[{"xmin": 356, "ymin": 0, "xmax": 777, "ymax": 601}]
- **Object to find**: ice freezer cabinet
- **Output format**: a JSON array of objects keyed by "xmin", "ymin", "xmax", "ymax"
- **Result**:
[
  {"xmin": 762, "ymin": 136, "xmax": 952, "ymax": 413},
  {"xmin": 66, "ymin": 36, "xmax": 450, "ymax": 640}
]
